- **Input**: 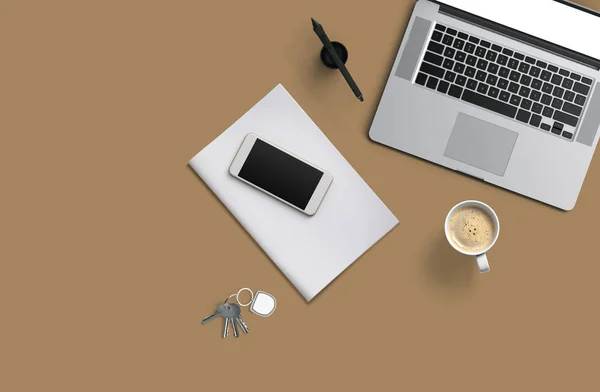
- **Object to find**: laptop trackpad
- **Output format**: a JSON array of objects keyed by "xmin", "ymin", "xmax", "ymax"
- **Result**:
[{"xmin": 444, "ymin": 113, "xmax": 518, "ymax": 177}]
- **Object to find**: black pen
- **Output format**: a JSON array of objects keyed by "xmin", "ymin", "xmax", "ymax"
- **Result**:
[{"xmin": 311, "ymin": 18, "xmax": 363, "ymax": 102}]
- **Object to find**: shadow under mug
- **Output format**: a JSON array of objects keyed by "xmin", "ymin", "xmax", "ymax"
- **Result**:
[{"xmin": 444, "ymin": 200, "xmax": 500, "ymax": 273}]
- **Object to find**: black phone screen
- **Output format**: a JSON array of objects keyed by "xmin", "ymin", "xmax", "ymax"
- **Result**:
[{"xmin": 238, "ymin": 139, "xmax": 324, "ymax": 210}]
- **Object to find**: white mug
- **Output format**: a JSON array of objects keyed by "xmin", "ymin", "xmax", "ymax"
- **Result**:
[{"xmin": 444, "ymin": 200, "xmax": 500, "ymax": 273}]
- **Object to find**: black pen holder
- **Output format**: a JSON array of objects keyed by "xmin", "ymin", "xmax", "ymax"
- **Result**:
[{"xmin": 320, "ymin": 41, "xmax": 349, "ymax": 69}]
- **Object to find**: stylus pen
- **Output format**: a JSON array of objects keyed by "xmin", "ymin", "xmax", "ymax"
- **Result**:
[{"xmin": 311, "ymin": 18, "xmax": 364, "ymax": 102}]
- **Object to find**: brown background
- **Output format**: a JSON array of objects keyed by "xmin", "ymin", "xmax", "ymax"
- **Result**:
[{"xmin": 2, "ymin": 1, "xmax": 600, "ymax": 391}]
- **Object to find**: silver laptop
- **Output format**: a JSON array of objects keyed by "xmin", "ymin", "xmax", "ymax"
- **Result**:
[{"xmin": 370, "ymin": 0, "xmax": 600, "ymax": 210}]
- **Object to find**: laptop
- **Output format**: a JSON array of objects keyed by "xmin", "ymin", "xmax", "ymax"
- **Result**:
[{"xmin": 369, "ymin": 0, "xmax": 600, "ymax": 210}]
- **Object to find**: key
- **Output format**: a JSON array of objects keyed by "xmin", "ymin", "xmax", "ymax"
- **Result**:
[
  {"xmin": 230, "ymin": 316, "xmax": 239, "ymax": 338},
  {"xmin": 223, "ymin": 317, "xmax": 230, "ymax": 338},
  {"xmin": 231, "ymin": 303, "xmax": 249, "ymax": 334},
  {"xmin": 202, "ymin": 303, "xmax": 229, "ymax": 325}
]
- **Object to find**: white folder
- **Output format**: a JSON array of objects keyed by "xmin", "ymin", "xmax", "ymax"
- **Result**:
[{"xmin": 189, "ymin": 84, "xmax": 398, "ymax": 301}]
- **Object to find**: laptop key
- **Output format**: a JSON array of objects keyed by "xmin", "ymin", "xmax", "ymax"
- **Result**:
[
  {"xmin": 488, "ymin": 87, "xmax": 500, "ymax": 98},
  {"xmin": 475, "ymin": 46, "xmax": 486, "ymax": 57},
  {"xmin": 540, "ymin": 70, "xmax": 551, "ymax": 81},
  {"xmin": 458, "ymin": 32, "xmax": 469, "ymax": 40},
  {"xmin": 466, "ymin": 55, "xmax": 477, "ymax": 66},
  {"xmin": 510, "ymin": 95, "xmax": 521, "ymax": 106},
  {"xmin": 487, "ymin": 63, "xmax": 499, "ymax": 74},
  {"xmin": 570, "ymin": 72, "xmax": 581, "ymax": 81},
  {"xmin": 499, "ymin": 91, "xmax": 510, "ymax": 102},
  {"xmin": 536, "ymin": 60, "xmax": 547, "ymax": 68},
  {"xmin": 543, "ymin": 106, "xmax": 554, "ymax": 117},
  {"xmin": 508, "ymin": 82, "xmax": 519, "ymax": 93},
  {"xmin": 525, "ymin": 56, "xmax": 536, "ymax": 65},
  {"xmin": 551, "ymin": 74, "xmax": 563, "ymax": 85},
  {"xmin": 562, "ymin": 78, "xmax": 574, "ymax": 90},
  {"xmin": 514, "ymin": 52, "xmax": 525, "ymax": 60},
  {"xmin": 562, "ymin": 131, "xmax": 573, "ymax": 139},
  {"xmin": 531, "ymin": 79, "xmax": 542, "ymax": 90},
  {"xmin": 469, "ymin": 36, "xmax": 480, "ymax": 44},
  {"xmin": 448, "ymin": 84, "xmax": 463, "ymax": 98},
  {"xmin": 462, "ymin": 89, "xmax": 518, "ymax": 118},
  {"xmin": 453, "ymin": 39, "xmax": 465, "ymax": 50},
  {"xmin": 455, "ymin": 75, "xmax": 467, "ymax": 86},
  {"xmin": 432, "ymin": 31, "xmax": 443, "ymax": 42},
  {"xmin": 442, "ymin": 35, "xmax": 454, "ymax": 46},
  {"xmin": 426, "ymin": 76, "xmax": 439, "ymax": 90},
  {"xmin": 564, "ymin": 91, "xmax": 575, "ymax": 102},
  {"xmin": 454, "ymin": 63, "xmax": 466, "ymax": 74},
  {"xmin": 542, "ymin": 83, "xmax": 553, "ymax": 94},
  {"xmin": 465, "ymin": 66, "xmax": 476, "ymax": 78},
  {"xmin": 502, "ymin": 48, "xmax": 513, "ymax": 56},
  {"xmin": 420, "ymin": 62, "xmax": 445, "ymax": 78},
  {"xmin": 551, "ymin": 127, "xmax": 562, "ymax": 135},
  {"xmin": 476, "ymin": 59, "xmax": 488, "ymax": 70},
  {"xmin": 428, "ymin": 41, "xmax": 444, "ymax": 55},
  {"xmin": 492, "ymin": 44, "xmax": 502, "ymax": 52},
  {"xmin": 508, "ymin": 58, "xmax": 519, "ymax": 70},
  {"xmin": 551, "ymin": 98, "xmax": 563, "ymax": 109},
  {"xmin": 466, "ymin": 79, "xmax": 478, "ymax": 90},
  {"xmin": 562, "ymin": 101, "xmax": 582, "ymax": 117},
  {"xmin": 519, "ymin": 62, "xmax": 530, "ymax": 73},
  {"xmin": 529, "ymin": 67, "xmax": 541, "ymax": 78},
  {"xmin": 477, "ymin": 83, "xmax": 489, "ymax": 94},
  {"xmin": 438, "ymin": 80, "xmax": 450, "ymax": 94},
  {"xmin": 530, "ymin": 114, "xmax": 542, "ymax": 127},
  {"xmin": 424, "ymin": 51, "xmax": 444, "ymax": 66},
  {"xmin": 532, "ymin": 103, "xmax": 543, "ymax": 114},
  {"xmin": 485, "ymin": 51, "xmax": 497, "ymax": 62},
  {"xmin": 573, "ymin": 82, "xmax": 590, "ymax": 95},
  {"xmin": 486, "ymin": 74, "xmax": 498, "ymax": 86},
  {"xmin": 509, "ymin": 71, "xmax": 520, "ymax": 82},
  {"xmin": 465, "ymin": 42, "xmax": 476, "ymax": 54},
  {"xmin": 497, "ymin": 78, "xmax": 509, "ymax": 90},
  {"xmin": 553, "ymin": 122, "xmax": 564, "ymax": 131},
  {"xmin": 530, "ymin": 91, "xmax": 541, "ymax": 102},
  {"xmin": 559, "ymin": 68, "xmax": 570, "ymax": 77},
  {"xmin": 416, "ymin": 72, "xmax": 428, "ymax": 86},
  {"xmin": 519, "ymin": 86, "xmax": 531, "ymax": 98},
  {"xmin": 582, "ymin": 77, "xmax": 593, "ymax": 85},
  {"xmin": 455, "ymin": 51, "xmax": 467, "ymax": 62},
  {"xmin": 480, "ymin": 40, "xmax": 491, "ymax": 48},
  {"xmin": 541, "ymin": 94, "xmax": 552, "ymax": 105},
  {"xmin": 476, "ymin": 70, "xmax": 486, "ymax": 82},
  {"xmin": 553, "ymin": 86, "xmax": 564, "ymax": 98},
  {"xmin": 444, "ymin": 71, "xmax": 456, "ymax": 83},
  {"xmin": 541, "ymin": 123, "xmax": 551, "ymax": 131},
  {"xmin": 444, "ymin": 47, "xmax": 456, "ymax": 58},
  {"xmin": 443, "ymin": 59, "xmax": 455, "ymax": 70},
  {"xmin": 516, "ymin": 109, "xmax": 531, "ymax": 123},
  {"xmin": 521, "ymin": 75, "xmax": 532, "ymax": 86},
  {"xmin": 521, "ymin": 99, "xmax": 532, "ymax": 110},
  {"xmin": 435, "ymin": 24, "xmax": 446, "ymax": 31},
  {"xmin": 499, "ymin": 67, "xmax": 510, "ymax": 78},
  {"xmin": 497, "ymin": 54, "xmax": 508, "ymax": 66},
  {"xmin": 548, "ymin": 64, "xmax": 559, "ymax": 72},
  {"xmin": 446, "ymin": 28, "xmax": 457, "ymax": 36},
  {"xmin": 575, "ymin": 94, "xmax": 586, "ymax": 106}
]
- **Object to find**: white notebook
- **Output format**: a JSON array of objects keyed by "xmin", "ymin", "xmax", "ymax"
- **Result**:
[{"xmin": 189, "ymin": 84, "xmax": 398, "ymax": 301}]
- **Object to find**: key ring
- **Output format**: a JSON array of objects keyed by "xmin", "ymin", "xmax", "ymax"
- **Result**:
[{"xmin": 236, "ymin": 288, "xmax": 254, "ymax": 307}]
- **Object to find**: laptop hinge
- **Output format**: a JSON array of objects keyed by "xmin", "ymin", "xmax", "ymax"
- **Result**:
[{"xmin": 434, "ymin": 1, "xmax": 600, "ymax": 70}]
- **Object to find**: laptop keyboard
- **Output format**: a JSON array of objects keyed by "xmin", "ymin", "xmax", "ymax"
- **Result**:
[{"xmin": 415, "ymin": 23, "xmax": 595, "ymax": 141}]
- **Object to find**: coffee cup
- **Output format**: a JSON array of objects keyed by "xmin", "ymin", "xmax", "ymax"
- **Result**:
[{"xmin": 444, "ymin": 200, "xmax": 500, "ymax": 273}]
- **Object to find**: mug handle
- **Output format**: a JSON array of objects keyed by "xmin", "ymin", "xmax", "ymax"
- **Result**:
[{"xmin": 476, "ymin": 253, "xmax": 490, "ymax": 273}]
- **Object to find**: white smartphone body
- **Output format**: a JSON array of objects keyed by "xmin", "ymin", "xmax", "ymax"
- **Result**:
[{"xmin": 229, "ymin": 134, "xmax": 333, "ymax": 216}]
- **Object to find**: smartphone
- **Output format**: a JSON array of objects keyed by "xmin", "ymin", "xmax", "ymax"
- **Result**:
[{"xmin": 229, "ymin": 134, "xmax": 333, "ymax": 216}]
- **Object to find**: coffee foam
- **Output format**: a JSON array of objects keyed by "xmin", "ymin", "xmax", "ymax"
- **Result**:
[{"xmin": 448, "ymin": 206, "xmax": 495, "ymax": 253}]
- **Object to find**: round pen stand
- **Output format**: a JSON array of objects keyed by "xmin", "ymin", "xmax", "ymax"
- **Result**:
[{"xmin": 320, "ymin": 41, "xmax": 349, "ymax": 69}]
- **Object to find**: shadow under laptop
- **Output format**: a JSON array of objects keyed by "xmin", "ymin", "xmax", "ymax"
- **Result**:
[{"xmin": 423, "ymin": 234, "xmax": 476, "ymax": 291}]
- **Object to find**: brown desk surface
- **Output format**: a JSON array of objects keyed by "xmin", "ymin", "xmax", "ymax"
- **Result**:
[{"xmin": 2, "ymin": 1, "xmax": 600, "ymax": 391}]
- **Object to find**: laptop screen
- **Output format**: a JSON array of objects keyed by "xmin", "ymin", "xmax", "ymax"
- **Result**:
[{"xmin": 436, "ymin": 0, "xmax": 600, "ymax": 61}]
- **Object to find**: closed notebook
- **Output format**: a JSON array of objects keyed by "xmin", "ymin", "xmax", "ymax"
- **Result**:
[{"xmin": 189, "ymin": 84, "xmax": 398, "ymax": 301}]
